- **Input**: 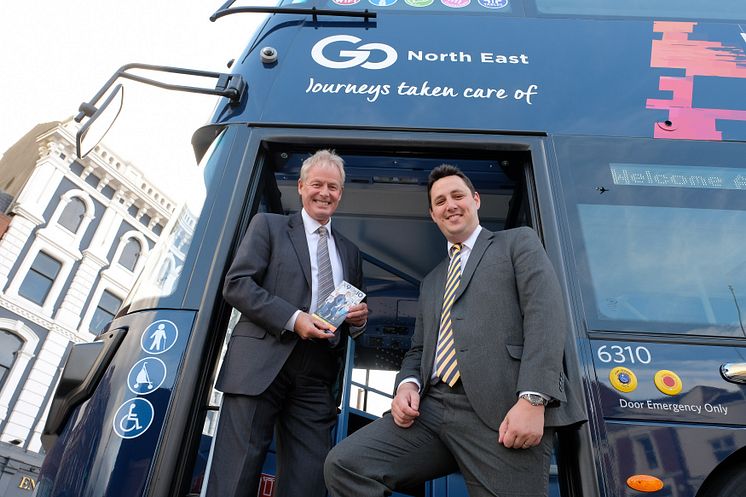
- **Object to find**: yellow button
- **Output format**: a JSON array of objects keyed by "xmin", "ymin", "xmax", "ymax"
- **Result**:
[
  {"xmin": 654, "ymin": 370, "xmax": 682, "ymax": 396},
  {"xmin": 610, "ymin": 366, "xmax": 638, "ymax": 393}
]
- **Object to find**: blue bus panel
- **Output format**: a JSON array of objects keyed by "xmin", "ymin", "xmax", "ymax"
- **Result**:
[
  {"xmin": 38, "ymin": 310, "xmax": 196, "ymax": 497},
  {"xmin": 218, "ymin": 14, "xmax": 746, "ymax": 142}
]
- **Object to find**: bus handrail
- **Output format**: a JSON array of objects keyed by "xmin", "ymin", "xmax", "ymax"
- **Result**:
[
  {"xmin": 210, "ymin": 5, "xmax": 376, "ymax": 22},
  {"xmin": 350, "ymin": 381, "xmax": 394, "ymax": 400}
]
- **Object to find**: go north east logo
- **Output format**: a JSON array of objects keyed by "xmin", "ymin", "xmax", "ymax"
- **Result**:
[{"xmin": 312, "ymin": 35, "xmax": 398, "ymax": 69}]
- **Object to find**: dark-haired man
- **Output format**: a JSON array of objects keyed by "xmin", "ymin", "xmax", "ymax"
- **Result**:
[{"xmin": 324, "ymin": 164, "xmax": 584, "ymax": 497}]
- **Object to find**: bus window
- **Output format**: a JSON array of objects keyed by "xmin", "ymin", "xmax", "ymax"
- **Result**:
[
  {"xmin": 349, "ymin": 368, "xmax": 397, "ymax": 417},
  {"xmin": 556, "ymin": 136, "xmax": 746, "ymax": 337},
  {"xmin": 532, "ymin": 0, "xmax": 746, "ymax": 21},
  {"xmin": 122, "ymin": 127, "xmax": 229, "ymax": 311}
]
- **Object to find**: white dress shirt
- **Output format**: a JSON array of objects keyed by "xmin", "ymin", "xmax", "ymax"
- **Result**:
[{"xmin": 284, "ymin": 209, "xmax": 343, "ymax": 331}]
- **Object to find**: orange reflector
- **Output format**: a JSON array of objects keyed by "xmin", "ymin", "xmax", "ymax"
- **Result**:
[{"xmin": 627, "ymin": 475, "xmax": 664, "ymax": 492}]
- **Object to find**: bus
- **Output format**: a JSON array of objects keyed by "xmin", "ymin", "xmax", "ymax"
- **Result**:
[{"xmin": 35, "ymin": 1, "xmax": 746, "ymax": 496}]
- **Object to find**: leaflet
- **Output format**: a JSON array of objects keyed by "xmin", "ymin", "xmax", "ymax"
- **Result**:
[{"xmin": 313, "ymin": 281, "xmax": 365, "ymax": 331}]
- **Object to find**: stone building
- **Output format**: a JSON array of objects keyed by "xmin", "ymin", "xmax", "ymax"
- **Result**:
[{"xmin": 0, "ymin": 120, "xmax": 174, "ymax": 495}]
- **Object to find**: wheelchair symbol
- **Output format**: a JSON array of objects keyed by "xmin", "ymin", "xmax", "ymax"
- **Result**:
[{"xmin": 113, "ymin": 398, "xmax": 154, "ymax": 439}]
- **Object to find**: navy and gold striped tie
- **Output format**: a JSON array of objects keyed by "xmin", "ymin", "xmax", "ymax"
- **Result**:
[{"xmin": 435, "ymin": 243, "xmax": 462, "ymax": 387}]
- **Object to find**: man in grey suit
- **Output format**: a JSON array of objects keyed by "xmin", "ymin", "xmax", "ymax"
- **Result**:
[
  {"xmin": 207, "ymin": 150, "xmax": 368, "ymax": 497},
  {"xmin": 325, "ymin": 164, "xmax": 584, "ymax": 497}
]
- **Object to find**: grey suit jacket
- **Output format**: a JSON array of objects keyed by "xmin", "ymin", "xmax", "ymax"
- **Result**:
[
  {"xmin": 217, "ymin": 212, "xmax": 364, "ymax": 397},
  {"xmin": 396, "ymin": 227, "xmax": 586, "ymax": 430}
]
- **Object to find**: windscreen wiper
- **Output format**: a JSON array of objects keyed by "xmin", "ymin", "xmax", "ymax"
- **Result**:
[{"xmin": 210, "ymin": 0, "xmax": 376, "ymax": 22}]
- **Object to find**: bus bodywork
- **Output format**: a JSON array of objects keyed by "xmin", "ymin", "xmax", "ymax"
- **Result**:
[{"xmin": 37, "ymin": 1, "xmax": 746, "ymax": 496}]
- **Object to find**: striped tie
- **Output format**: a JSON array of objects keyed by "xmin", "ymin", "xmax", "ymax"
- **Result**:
[
  {"xmin": 435, "ymin": 243, "xmax": 462, "ymax": 387},
  {"xmin": 316, "ymin": 226, "xmax": 335, "ymax": 309}
]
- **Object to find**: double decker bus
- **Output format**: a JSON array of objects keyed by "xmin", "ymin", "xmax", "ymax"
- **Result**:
[{"xmin": 36, "ymin": 1, "xmax": 746, "ymax": 496}]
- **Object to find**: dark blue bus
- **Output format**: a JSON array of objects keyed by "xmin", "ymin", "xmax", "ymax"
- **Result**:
[{"xmin": 36, "ymin": 1, "xmax": 746, "ymax": 496}]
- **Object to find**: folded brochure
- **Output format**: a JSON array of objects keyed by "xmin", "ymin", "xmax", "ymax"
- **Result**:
[{"xmin": 313, "ymin": 280, "xmax": 365, "ymax": 331}]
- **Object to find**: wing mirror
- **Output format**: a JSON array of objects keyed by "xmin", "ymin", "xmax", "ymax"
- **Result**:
[
  {"xmin": 76, "ymin": 84, "xmax": 124, "ymax": 159},
  {"xmin": 73, "ymin": 63, "xmax": 247, "ymax": 158}
]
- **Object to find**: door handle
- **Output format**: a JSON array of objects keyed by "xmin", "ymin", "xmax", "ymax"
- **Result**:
[{"xmin": 721, "ymin": 362, "xmax": 746, "ymax": 384}]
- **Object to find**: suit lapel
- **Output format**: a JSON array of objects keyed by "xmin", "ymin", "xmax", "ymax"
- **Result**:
[
  {"xmin": 453, "ymin": 229, "xmax": 493, "ymax": 302},
  {"xmin": 422, "ymin": 258, "xmax": 448, "ymax": 381},
  {"xmin": 287, "ymin": 213, "xmax": 312, "ymax": 288},
  {"xmin": 432, "ymin": 259, "xmax": 448, "ymax": 317},
  {"xmin": 331, "ymin": 229, "xmax": 351, "ymax": 281}
]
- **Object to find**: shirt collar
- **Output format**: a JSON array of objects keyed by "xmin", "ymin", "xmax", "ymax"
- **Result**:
[
  {"xmin": 447, "ymin": 225, "xmax": 482, "ymax": 254},
  {"xmin": 301, "ymin": 208, "xmax": 333, "ymax": 236}
]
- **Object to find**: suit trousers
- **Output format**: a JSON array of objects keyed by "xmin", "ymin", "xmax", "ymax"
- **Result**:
[
  {"xmin": 325, "ymin": 382, "xmax": 554, "ymax": 497},
  {"xmin": 207, "ymin": 340, "xmax": 338, "ymax": 497}
]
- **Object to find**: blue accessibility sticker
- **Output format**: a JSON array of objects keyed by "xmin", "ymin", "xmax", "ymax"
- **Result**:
[
  {"xmin": 113, "ymin": 398, "xmax": 155, "ymax": 439},
  {"xmin": 140, "ymin": 320, "xmax": 178, "ymax": 355},
  {"xmin": 128, "ymin": 357, "xmax": 167, "ymax": 395}
]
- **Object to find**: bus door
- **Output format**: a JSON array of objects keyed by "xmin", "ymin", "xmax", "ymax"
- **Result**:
[
  {"xmin": 197, "ymin": 129, "xmax": 577, "ymax": 497},
  {"xmin": 552, "ymin": 135, "xmax": 746, "ymax": 497},
  {"xmin": 38, "ymin": 127, "xmax": 581, "ymax": 497}
]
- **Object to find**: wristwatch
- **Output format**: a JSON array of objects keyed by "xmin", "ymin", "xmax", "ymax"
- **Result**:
[{"xmin": 519, "ymin": 393, "xmax": 548, "ymax": 407}]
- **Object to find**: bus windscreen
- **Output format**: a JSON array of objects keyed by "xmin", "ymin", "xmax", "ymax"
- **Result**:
[{"xmin": 534, "ymin": 0, "xmax": 746, "ymax": 21}]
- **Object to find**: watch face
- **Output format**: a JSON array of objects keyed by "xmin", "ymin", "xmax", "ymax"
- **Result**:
[{"xmin": 522, "ymin": 394, "xmax": 545, "ymax": 406}]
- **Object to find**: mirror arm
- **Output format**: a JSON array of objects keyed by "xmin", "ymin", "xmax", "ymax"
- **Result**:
[{"xmin": 75, "ymin": 62, "xmax": 246, "ymax": 123}]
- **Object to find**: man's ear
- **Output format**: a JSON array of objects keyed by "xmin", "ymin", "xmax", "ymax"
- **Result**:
[{"xmin": 474, "ymin": 191, "xmax": 481, "ymax": 210}]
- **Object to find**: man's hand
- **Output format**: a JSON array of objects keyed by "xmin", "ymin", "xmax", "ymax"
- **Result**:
[
  {"xmin": 391, "ymin": 382, "xmax": 420, "ymax": 428},
  {"xmin": 498, "ymin": 398, "xmax": 545, "ymax": 449},
  {"xmin": 294, "ymin": 312, "xmax": 333, "ymax": 340},
  {"xmin": 344, "ymin": 303, "xmax": 368, "ymax": 327}
]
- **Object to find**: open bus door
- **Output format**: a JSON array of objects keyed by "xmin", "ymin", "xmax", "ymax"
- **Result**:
[{"xmin": 38, "ymin": 127, "xmax": 589, "ymax": 497}]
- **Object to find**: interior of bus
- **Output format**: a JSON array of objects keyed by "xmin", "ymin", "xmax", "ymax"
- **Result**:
[{"xmin": 197, "ymin": 140, "xmax": 543, "ymax": 496}]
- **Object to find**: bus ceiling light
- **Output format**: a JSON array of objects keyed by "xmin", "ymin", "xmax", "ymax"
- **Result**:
[
  {"xmin": 627, "ymin": 475, "xmax": 664, "ymax": 492},
  {"xmin": 261, "ymin": 47, "xmax": 278, "ymax": 65},
  {"xmin": 373, "ymin": 175, "xmax": 420, "ymax": 185}
]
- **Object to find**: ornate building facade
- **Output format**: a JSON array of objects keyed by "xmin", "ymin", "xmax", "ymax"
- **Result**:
[{"xmin": 0, "ymin": 120, "xmax": 174, "ymax": 495}]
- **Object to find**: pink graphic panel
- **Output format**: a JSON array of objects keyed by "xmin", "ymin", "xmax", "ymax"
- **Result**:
[{"xmin": 646, "ymin": 21, "xmax": 746, "ymax": 140}]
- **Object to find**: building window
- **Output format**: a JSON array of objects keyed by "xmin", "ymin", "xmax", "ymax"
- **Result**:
[
  {"xmin": 0, "ymin": 330, "xmax": 22, "ymax": 391},
  {"xmin": 119, "ymin": 239, "xmax": 141, "ymax": 271},
  {"xmin": 18, "ymin": 252, "xmax": 62, "ymax": 305},
  {"xmin": 90, "ymin": 290, "xmax": 123, "ymax": 333},
  {"xmin": 70, "ymin": 161, "xmax": 85, "ymax": 176},
  {"xmin": 85, "ymin": 174, "xmax": 100, "ymax": 188},
  {"xmin": 101, "ymin": 185, "xmax": 115, "ymax": 199},
  {"xmin": 58, "ymin": 197, "xmax": 86, "ymax": 233}
]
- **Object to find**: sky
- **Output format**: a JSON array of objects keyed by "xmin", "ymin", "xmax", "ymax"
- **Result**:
[{"xmin": 0, "ymin": 1, "xmax": 271, "ymax": 201}]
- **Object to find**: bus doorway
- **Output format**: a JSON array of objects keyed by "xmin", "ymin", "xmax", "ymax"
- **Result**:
[{"xmin": 196, "ymin": 132, "xmax": 569, "ymax": 497}]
